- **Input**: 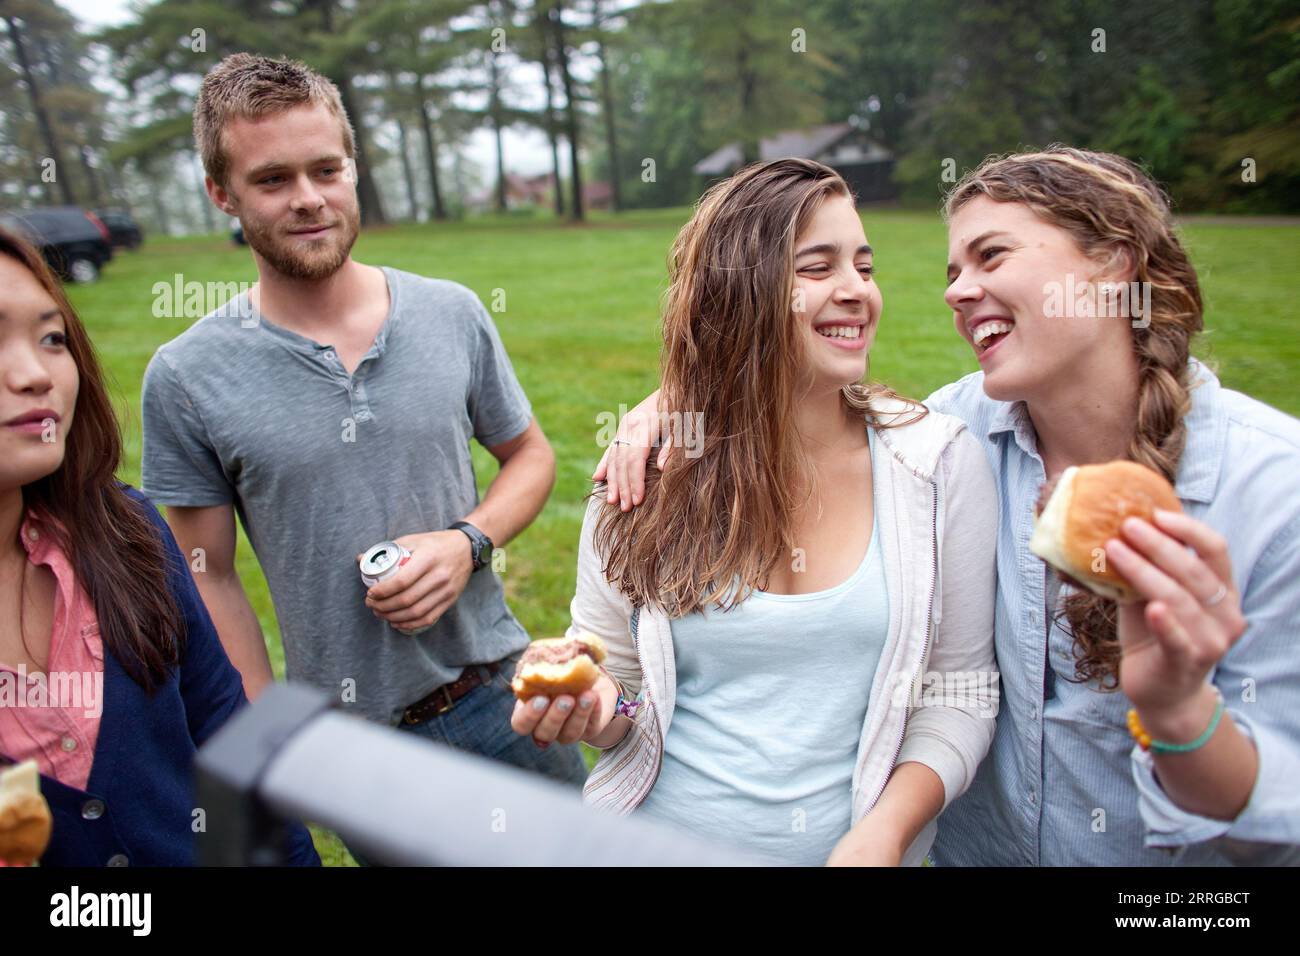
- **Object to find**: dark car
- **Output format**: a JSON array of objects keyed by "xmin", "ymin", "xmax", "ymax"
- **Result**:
[
  {"xmin": 0, "ymin": 206, "xmax": 113, "ymax": 283},
  {"xmin": 93, "ymin": 208, "xmax": 144, "ymax": 250},
  {"xmin": 231, "ymin": 219, "xmax": 246, "ymax": 246}
]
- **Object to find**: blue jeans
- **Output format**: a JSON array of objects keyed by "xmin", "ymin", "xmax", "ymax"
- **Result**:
[{"xmin": 344, "ymin": 654, "xmax": 588, "ymax": 865}]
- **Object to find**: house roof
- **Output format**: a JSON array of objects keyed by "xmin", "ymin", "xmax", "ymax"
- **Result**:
[{"xmin": 692, "ymin": 122, "xmax": 890, "ymax": 176}]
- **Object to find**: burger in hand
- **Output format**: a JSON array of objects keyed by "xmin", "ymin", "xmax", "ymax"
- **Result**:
[
  {"xmin": 509, "ymin": 633, "xmax": 624, "ymax": 751},
  {"xmin": 511, "ymin": 633, "xmax": 609, "ymax": 700},
  {"xmin": 1031, "ymin": 459, "xmax": 1182, "ymax": 603}
]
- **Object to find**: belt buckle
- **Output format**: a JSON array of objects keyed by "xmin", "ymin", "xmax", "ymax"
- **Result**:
[{"xmin": 434, "ymin": 685, "xmax": 456, "ymax": 716}]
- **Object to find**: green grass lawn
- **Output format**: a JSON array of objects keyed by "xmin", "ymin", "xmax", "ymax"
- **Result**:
[{"xmin": 65, "ymin": 208, "xmax": 1300, "ymax": 865}]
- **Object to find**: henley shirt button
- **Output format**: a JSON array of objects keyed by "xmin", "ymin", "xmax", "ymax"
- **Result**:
[
  {"xmin": 324, "ymin": 350, "xmax": 335, "ymax": 361},
  {"xmin": 81, "ymin": 799, "xmax": 105, "ymax": 820},
  {"xmin": 60, "ymin": 735, "xmax": 77, "ymax": 752},
  {"xmin": 106, "ymin": 854, "xmax": 129, "ymax": 867}
]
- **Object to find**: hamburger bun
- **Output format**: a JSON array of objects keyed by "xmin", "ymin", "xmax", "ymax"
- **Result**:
[
  {"xmin": 1030, "ymin": 460, "xmax": 1182, "ymax": 603},
  {"xmin": 0, "ymin": 760, "xmax": 52, "ymax": 866},
  {"xmin": 511, "ymin": 633, "xmax": 608, "ymax": 700}
]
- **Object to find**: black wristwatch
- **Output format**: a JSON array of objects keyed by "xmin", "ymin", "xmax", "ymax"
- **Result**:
[{"xmin": 449, "ymin": 521, "xmax": 493, "ymax": 572}]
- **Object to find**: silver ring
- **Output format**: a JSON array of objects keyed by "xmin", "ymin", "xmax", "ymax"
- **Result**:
[{"xmin": 1202, "ymin": 582, "xmax": 1228, "ymax": 608}]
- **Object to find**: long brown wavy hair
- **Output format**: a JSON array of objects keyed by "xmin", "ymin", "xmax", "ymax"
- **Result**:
[
  {"xmin": 944, "ymin": 146, "xmax": 1204, "ymax": 688},
  {"xmin": 596, "ymin": 158, "xmax": 925, "ymax": 617},
  {"xmin": 2, "ymin": 227, "xmax": 184, "ymax": 692}
]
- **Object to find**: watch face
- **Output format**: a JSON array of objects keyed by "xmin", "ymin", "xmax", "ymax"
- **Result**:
[{"xmin": 455, "ymin": 523, "xmax": 492, "ymax": 570}]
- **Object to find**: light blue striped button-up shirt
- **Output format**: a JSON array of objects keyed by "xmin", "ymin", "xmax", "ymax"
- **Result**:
[{"xmin": 925, "ymin": 359, "xmax": 1300, "ymax": 865}]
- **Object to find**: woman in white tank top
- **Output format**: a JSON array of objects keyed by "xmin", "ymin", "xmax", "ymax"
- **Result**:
[{"xmin": 511, "ymin": 159, "xmax": 999, "ymax": 866}]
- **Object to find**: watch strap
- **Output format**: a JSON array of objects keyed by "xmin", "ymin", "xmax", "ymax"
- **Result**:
[{"xmin": 449, "ymin": 521, "xmax": 492, "ymax": 571}]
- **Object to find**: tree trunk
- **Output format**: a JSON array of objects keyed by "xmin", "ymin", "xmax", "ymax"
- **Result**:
[
  {"xmin": 396, "ymin": 116, "xmax": 419, "ymax": 221},
  {"xmin": 738, "ymin": 43, "xmax": 759, "ymax": 166},
  {"xmin": 335, "ymin": 78, "xmax": 388, "ymax": 226},
  {"xmin": 488, "ymin": 50, "xmax": 508, "ymax": 213},
  {"xmin": 143, "ymin": 158, "xmax": 171, "ymax": 236},
  {"xmin": 37, "ymin": 33, "xmax": 96, "ymax": 205},
  {"xmin": 537, "ymin": 6, "xmax": 565, "ymax": 216},
  {"xmin": 6, "ymin": 16, "xmax": 74, "ymax": 206},
  {"xmin": 388, "ymin": 72, "xmax": 420, "ymax": 221},
  {"xmin": 549, "ymin": 4, "xmax": 584, "ymax": 222},
  {"xmin": 104, "ymin": 160, "xmax": 134, "ymax": 215},
  {"xmin": 593, "ymin": 2, "xmax": 621, "ymax": 212},
  {"xmin": 79, "ymin": 145, "xmax": 104, "ymax": 206},
  {"xmin": 453, "ymin": 150, "xmax": 468, "ymax": 215},
  {"xmin": 416, "ymin": 76, "xmax": 447, "ymax": 221}
]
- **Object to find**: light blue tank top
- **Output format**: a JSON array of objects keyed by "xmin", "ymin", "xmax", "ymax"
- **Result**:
[{"xmin": 638, "ymin": 433, "xmax": 889, "ymax": 865}]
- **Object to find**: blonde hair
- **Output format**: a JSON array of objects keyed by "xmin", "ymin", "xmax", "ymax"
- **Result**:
[
  {"xmin": 596, "ymin": 158, "xmax": 924, "ymax": 617},
  {"xmin": 194, "ymin": 53, "xmax": 356, "ymax": 188},
  {"xmin": 944, "ymin": 146, "xmax": 1204, "ymax": 687}
]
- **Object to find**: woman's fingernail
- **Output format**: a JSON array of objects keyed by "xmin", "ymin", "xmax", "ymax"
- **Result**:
[
  {"xmin": 556, "ymin": 699, "xmax": 572, "ymax": 713},
  {"xmin": 578, "ymin": 695, "xmax": 593, "ymax": 710},
  {"xmin": 532, "ymin": 697, "xmax": 548, "ymax": 712}
]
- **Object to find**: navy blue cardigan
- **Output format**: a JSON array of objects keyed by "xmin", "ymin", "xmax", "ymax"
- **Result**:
[{"xmin": 5, "ymin": 486, "xmax": 319, "ymax": 866}]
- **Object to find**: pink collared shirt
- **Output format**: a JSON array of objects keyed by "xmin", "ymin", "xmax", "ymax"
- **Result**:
[{"xmin": 0, "ymin": 512, "xmax": 104, "ymax": 792}]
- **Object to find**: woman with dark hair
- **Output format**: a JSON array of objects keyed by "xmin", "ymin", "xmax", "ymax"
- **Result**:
[
  {"xmin": 513, "ymin": 159, "xmax": 1000, "ymax": 866},
  {"xmin": 0, "ymin": 226, "xmax": 319, "ymax": 866}
]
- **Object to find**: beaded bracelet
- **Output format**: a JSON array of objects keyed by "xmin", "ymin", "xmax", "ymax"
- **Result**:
[
  {"xmin": 599, "ymin": 664, "xmax": 641, "ymax": 719},
  {"xmin": 615, "ymin": 691, "xmax": 641, "ymax": 719},
  {"xmin": 1127, "ymin": 689, "xmax": 1224, "ymax": 754}
]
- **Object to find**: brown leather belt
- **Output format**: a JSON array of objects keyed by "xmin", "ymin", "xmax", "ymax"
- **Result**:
[{"xmin": 401, "ymin": 661, "xmax": 502, "ymax": 725}]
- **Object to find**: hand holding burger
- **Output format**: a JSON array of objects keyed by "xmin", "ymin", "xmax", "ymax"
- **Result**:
[
  {"xmin": 1032, "ymin": 459, "xmax": 1248, "ymax": 731},
  {"xmin": 509, "ymin": 633, "xmax": 622, "ymax": 750}
]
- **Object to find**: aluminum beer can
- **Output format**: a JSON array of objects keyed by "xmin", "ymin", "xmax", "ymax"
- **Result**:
[
  {"xmin": 359, "ymin": 540, "xmax": 412, "ymax": 587},
  {"xmin": 360, "ymin": 540, "xmax": 431, "ymax": 634}
]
